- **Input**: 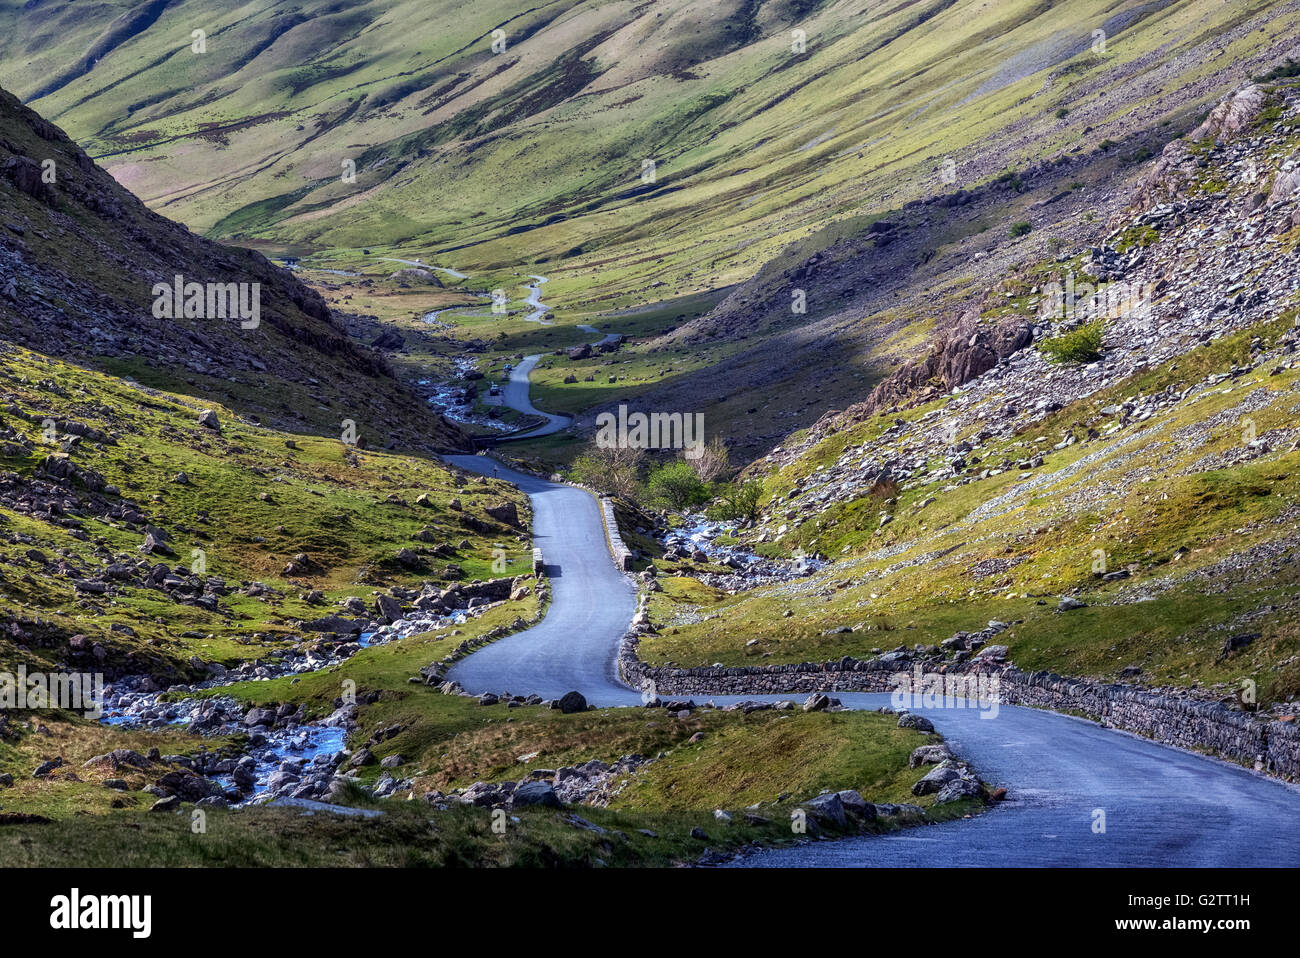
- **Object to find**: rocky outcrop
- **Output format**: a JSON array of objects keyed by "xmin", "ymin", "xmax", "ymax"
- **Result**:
[{"xmin": 822, "ymin": 309, "xmax": 1035, "ymax": 430}]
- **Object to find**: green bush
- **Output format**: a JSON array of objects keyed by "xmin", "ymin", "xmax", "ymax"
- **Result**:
[
  {"xmin": 1038, "ymin": 320, "xmax": 1105, "ymax": 364},
  {"xmin": 647, "ymin": 461, "xmax": 711, "ymax": 512},
  {"xmin": 706, "ymin": 480, "xmax": 764, "ymax": 523},
  {"xmin": 1009, "ymin": 221, "xmax": 1032, "ymax": 239}
]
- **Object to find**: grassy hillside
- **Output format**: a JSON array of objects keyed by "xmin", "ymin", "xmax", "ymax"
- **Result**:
[
  {"xmin": 0, "ymin": 85, "xmax": 467, "ymax": 451},
  {"xmin": 0, "ymin": 344, "xmax": 529, "ymax": 683},
  {"xmin": 635, "ymin": 78, "xmax": 1300, "ymax": 710},
  {"xmin": 5, "ymin": 1, "xmax": 1298, "ymax": 451}
]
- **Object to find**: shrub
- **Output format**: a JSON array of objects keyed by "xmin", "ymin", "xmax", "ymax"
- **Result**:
[
  {"xmin": 706, "ymin": 480, "xmax": 764, "ymax": 523},
  {"xmin": 1009, "ymin": 222, "xmax": 1033, "ymax": 239},
  {"xmin": 1055, "ymin": 107, "xmax": 1069, "ymax": 119},
  {"xmin": 647, "ymin": 461, "xmax": 711, "ymax": 512},
  {"xmin": 1038, "ymin": 320, "xmax": 1105, "ymax": 364}
]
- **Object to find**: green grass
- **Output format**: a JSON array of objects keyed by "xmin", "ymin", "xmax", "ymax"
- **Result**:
[
  {"xmin": 0, "ymin": 345, "xmax": 530, "ymax": 682},
  {"xmin": 0, "ymin": 676, "xmax": 961, "ymax": 866}
]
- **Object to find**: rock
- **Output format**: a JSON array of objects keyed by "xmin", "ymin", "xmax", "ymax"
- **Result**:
[
  {"xmin": 1220, "ymin": 632, "xmax": 1260, "ymax": 660},
  {"xmin": 197, "ymin": 409, "xmax": 221, "ymax": 432},
  {"xmin": 511, "ymin": 781, "xmax": 563, "ymax": 808},
  {"xmin": 83, "ymin": 748, "xmax": 150, "ymax": 771},
  {"xmin": 375, "ymin": 594, "xmax": 404, "ymax": 623},
  {"xmin": 158, "ymin": 769, "xmax": 219, "ymax": 801},
  {"xmin": 897, "ymin": 712, "xmax": 935, "ymax": 733},
  {"xmin": 32, "ymin": 757, "xmax": 63, "ymax": 777},
  {"xmin": 689, "ymin": 826, "xmax": 708, "ymax": 840},
  {"xmin": 244, "ymin": 707, "xmax": 276, "ymax": 728},
  {"xmin": 371, "ymin": 329, "xmax": 405, "ymax": 350},
  {"xmin": 1058, "ymin": 596, "xmax": 1087, "ymax": 611},
  {"xmin": 266, "ymin": 769, "xmax": 300, "ymax": 793},
  {"xmin": 283, "ymin": 553, "xmax": 323, "ymax": 576},
  {"xmin": 800, "ymin": 791, "xmax": 847, "ymax": 829},
  {"xmin": 485, "ymin": 501, "xmax": 519, "ymax": 526},
  {"xmin": 912, "ymin": 762, "xmax": 962, "ymax": 796},
  {"xmin": 909, "ymin": 744, "xmax": 951, "ymax": 768},
  {"xmin": 150, "ymin": 795, "xmax": 182, "ymax": 812},
  {"xmin": 557, "ymin": 690, "xmax": 587, "ymax": 714},
  {"xmin": 802, "ymin": 692, "xmax": 837, "ymax": 712},
  {"xmin": 836, "ymin": 790, "xmax": 876, "ymax": 820},
  {"xmin": 934, "ymin": 778, "xmax": 984, "ymax": 804},
  {"xmin": 972, "ymin": 644, "xmax": 1008, "ymax": 662},
  {"xmin": 1192, "ymin": 83, "xmax": 1267, "ymax": 142},
  {"xmin": 141, "ymin": 533, "xmax": 174, "ymax": 557},
  {"xmin": 713, "ymin": 808, "xmax": 733, "ymax": 823}
]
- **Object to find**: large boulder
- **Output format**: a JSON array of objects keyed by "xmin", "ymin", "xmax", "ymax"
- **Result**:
[
  {"xmin": 1192, "ymin": 83, "xmax": 1268, "ymax": 142},
  {"xmin": 375, "ymin": 594, "xmax": 404, "ymax": 623},
  {"xmin": 835, "ymin": 790, "xmax": 876, "ymax": 820},
  {"xmin": 510, "ymin": 781, "xmax": 563, "ymax": 809},
  {"xmin": 934, "ymin": 778, "xmax": 983, "ymax": 804},
  {"xmin": 158, "ymin": 769, "xmax": 220, "ymax": 802},
  {"xmin": 484, "ymin": 501, "xmax": 520, "ymax": 526},
  {"xmin": 800, "ymin": 791, "xmax": 847, "ymax": 829},
  {"xmin": 244, "ymin": 706, "xmax": 277, "ymax": 728},
  {"xmin": 557, "ymin": 690, "xmax": 587, "ymax": 714},
  {"xmin": 802, "ymin": 692, "xmax": 839, "ymax": 712},
  {"xmin": 912, "ymin": 762, "xmax": 962, "ymax": 796},
  {"xmin": 908, "ymin": 744, "xmax": 952, "ymax": 768}
]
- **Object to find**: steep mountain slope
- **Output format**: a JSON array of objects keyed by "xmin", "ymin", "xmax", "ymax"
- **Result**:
[
  {"xmin": 0, "ymin": 86, "xmax": 533, "ymax": 686},
  {"xmin": 6, "ymin": 1, "xmax": 1299, "ymax": 457},
  {"xmin": 639, "ymin": 79, "xmax": 1300, "ymax": 710},
  {"xmin": 0, "ymin": 87, "xmax": 466, "ymax": 451},
  {"xmin": 3, "ymin": 0, "xmax": 1291, "ymax": 301}
]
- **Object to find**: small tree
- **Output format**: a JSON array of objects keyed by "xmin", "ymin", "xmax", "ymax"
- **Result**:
[
  {"xmin": 571, "ymin": 444, "xmax": 645, "ymax": 500},
  {"xmin": 687, "ymin": 435, "xmax": 731, "ymax": 483},
  {"xmin": 647, "ymin": 460, "xmax": 711, "ymax": 512},
  {"xmin": 707, "ymin": 479, "xmax": 764, "ymax": 522}
]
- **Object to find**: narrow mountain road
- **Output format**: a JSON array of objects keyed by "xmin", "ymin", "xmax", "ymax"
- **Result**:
[
  {"xmin": 445, "ymin": 454, "xmax": 636, "ymax": 697},
  {"xmin": 442, "ymin": 290, "xmax": 1300, "ymax": 868},
  {"xmin": 497, "ymin": 330, "xmax": 620, "ymax": 440}
]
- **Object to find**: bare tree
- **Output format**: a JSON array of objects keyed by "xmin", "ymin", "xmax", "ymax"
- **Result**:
[
  {"xmin": 571, "ymin": 443, "xmax": 645, "ymax": 500},
  {"xmin": 686, "ymin": 435, "xmax": 731, "ymax": 483}
]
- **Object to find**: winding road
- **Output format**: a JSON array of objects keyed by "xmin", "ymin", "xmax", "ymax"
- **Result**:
[{"xmin": 443, "ymin": 290, "xmax": 1300, "ymax": 867}]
